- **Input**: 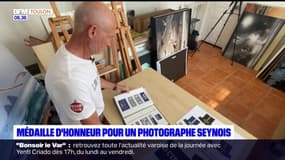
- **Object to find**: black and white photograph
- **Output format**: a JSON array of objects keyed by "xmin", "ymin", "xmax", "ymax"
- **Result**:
[
  {"xmin": 134, "ymin": 94, "xmax": 143, "ymax": 104},
  {"xmin": 140, "ymin": 117, "xmax": 152, "ymax": 125},
  {"xmin": 155, "ymin": 12, "xmax": 183, "ymax": 60},
  {"xmin": 151, "ymin": 9, "xmax": 190, "ymax": 60},
  {"xmin": 149, "ymin": 115, "xmax": 158, "ymax": 124},
  {"xmin": 183, "ymin": 116, "xmax": 200, "ymax": 125},
  {"xmin": 265, "ymin": 47, "xmax": 285, "ymax": 92},
  {"xmin": 127, "ymin": 96, "xmax": 137, "ymax": 107},
  {"xmin": 223, "ymin": 12, "xmax": 284, "ymax": 68},
  {"xmin": 199, "ymin": 113, "xmax": 215, "ymax": 125}
]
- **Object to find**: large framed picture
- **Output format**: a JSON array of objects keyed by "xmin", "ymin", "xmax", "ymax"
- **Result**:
[
  {"xmin": 265, "ymin": 46, "xmax": 285, "ymax": 92},
  {"xmin": 150, "ymin": 8, "xmax": 191, "ymax": 68},
  {"xmin": 0, "ymin": 45, "xmax": 50, "ymax": 139},
  {"xmin": 223, "ymin": 12, "xmax": 284, "ymax": 69}
]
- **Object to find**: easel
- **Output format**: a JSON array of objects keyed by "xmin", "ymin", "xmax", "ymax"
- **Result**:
[
  {"xmin": 48, "ymin": 2, "xmax": 74, "ymax": 49},
  {"xmin": 109, "ymin": 2, "xmax": 142, "ymax": 78},
  {"xmin": 49, "ymin": 2, "xmax": 134, "ymax": 81}
]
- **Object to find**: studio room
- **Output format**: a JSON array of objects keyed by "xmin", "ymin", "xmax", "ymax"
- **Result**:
[{"xmin": 1, "ymin": 2, "xmax": 285, "ymax": 159}]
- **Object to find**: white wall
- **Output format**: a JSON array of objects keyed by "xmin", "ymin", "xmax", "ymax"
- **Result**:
[
  {"xmin": 1, "ymin": 1, "xmax": 285, "ymax": 67},
  {"xmin": 125, "ymin": 2, "xmax": 187, "ymax": 16},
  {"xmin": 0, "ymin": 2, "xmax": 74, "ymax": 66}
]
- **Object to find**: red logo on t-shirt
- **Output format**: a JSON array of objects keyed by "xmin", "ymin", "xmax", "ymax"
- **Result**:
[{"xmin": 70, "ymin": 100, "xmax": 83, "ymax": 113}]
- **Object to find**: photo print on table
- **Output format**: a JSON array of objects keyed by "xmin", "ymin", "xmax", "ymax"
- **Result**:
[
  {"xmin": 140, "ymin": 117, "xmax": 152, "ymax": 125},
  {"xmin": 149, "ymin": 115, "xmax": 158, "ymax": 125},
  {"xmin": 118, "ymin": 99, "xmax": 130, "ymax": 112},
  {"xmin": 155, "ymin": 113, "xmax": 163, "ymax": 120},
  {"xmin": 199, "ymin": 114, "xmax": 215, "ymax": 125},
  {"xmin": 140, "ymin": 92, "xmax": 149, "ymax": 102},
  {"xmin": 127, "ymin": 96, "xmax": 137, "ymax": 107},
  {"xmin": 134, "ymin": 94, "xmax": 144, "ymax": 104},
  {"xmin": 183, "ymin": 116, "xmax": 200, "ymax": 125}
]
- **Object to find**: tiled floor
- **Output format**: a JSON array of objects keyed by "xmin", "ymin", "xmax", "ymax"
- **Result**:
[{"xmin": 175, "ymin": 43, "xmax": 285, "ymax": 139}]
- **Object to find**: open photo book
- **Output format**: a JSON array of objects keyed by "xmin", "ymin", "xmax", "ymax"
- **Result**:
[{"xmin": 113, "ymin": 87, "xmax": 169, "ymax": 125}]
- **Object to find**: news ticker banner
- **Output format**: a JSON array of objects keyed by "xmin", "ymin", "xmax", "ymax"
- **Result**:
[
  {"xmin": 13, "ymin": 125, "xmax": 237, "ymax": 140},
  {"xmin": 2, "ymin": 139, "xmax": 284, "ymax": 160}
]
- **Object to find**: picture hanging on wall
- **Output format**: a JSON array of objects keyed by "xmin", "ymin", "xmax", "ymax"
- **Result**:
[
  {"xmin": 150, "ymin": 8, "xmax": 191, "ymax": 61},
  {"xmin": 223, "ymin": 11, "xmax": 284, "ymax": 69}
]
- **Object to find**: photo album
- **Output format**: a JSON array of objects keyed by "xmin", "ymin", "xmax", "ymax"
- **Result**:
[{"xmin": 113, "ymin": 87, "xmax": 169, "ymax": 125}]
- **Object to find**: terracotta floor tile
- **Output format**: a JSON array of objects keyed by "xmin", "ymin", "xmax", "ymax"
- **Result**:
[
  {"xmin": 189, "ymin": 79, "xmax": 214, "ymax": 95},
  {"xmin": 259, "ymin": 94, "xmax": 285, "ymax": 112},
  {"xmin": 232, "ymin": 69, "xmax": 255, "ymax": 82},
  {"xmin": 254, "ymin": 99, "xmax": 285, "ymax": 126},
  {"xmin": 184, "ymin": 86, "xmax": 203, "ymax": 100},
  {"xmin": 217, "ymin": 101, "xmax": 251, "ymax": 126},
  {"xmin": 233, "ymin": 90, "xmax": 265, "ymax": 110},
  {"xmin": 222, "ymin": 75, "xmax": 247, "ymax": 91},
  {"xmin": 199, "ymin": 95, "xmax": 221, "ymax": 109},
  {"xmin": 270, "ymin": 87, "xmax": 285, "ymax": 99},
  {"xmin": 188, "ymin": 65, "xmax": 207, "ymax": 80},
  {"xmin": 242, "ymin": 113, "xmax": 277, "ymax": 139},
  {"xmin": 218, "ymin": 62, "xmax": 240, "ymax": 75},
  {"xmin": 205, "ymin": 85, "xmax": 237, "ymax": 104},
  {"xmin": 247, "ymin": 78, "xmax": 272, "ymax": 94},
  {"xmin": 196, "ymin": 62, "xmax": 216, "ymax": 74},
  {"xmin": 188, "ymin": 56, "xmax": 202, "ymax": 67},
  {"xmin": 201, "ymin": 68, "xmax": 229, "ymax": 86},
  {"xmin": 177, "ymin": 43, "xmax": 285, "ymax": 139}
]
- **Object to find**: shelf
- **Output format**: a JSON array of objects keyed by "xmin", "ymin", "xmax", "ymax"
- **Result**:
[{"xmin": 98, "ymin": 65, "xmax": 118, "ymax": 76}]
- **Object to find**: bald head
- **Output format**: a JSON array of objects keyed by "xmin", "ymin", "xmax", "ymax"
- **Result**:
[{"xmin": 73, "ymin": 2, "xmax": 116, "ymax": 34}]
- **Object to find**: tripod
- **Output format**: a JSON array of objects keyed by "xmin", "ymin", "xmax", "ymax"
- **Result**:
[{"xmin": 197, "ymin": 1, "xmax": 243, "ymax": 65}]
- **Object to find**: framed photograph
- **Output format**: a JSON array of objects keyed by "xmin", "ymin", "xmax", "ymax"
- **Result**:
[
  {"xmin": 150, "ymin": 8, "xmax": 191, "ymax": 64},
  {"xmin": 223, "ymin": 12, "xmax": 284, "ymax": 68},
  {"xmin": 265, "ymin": 47, "xmax": 285, "ymax": 92}
]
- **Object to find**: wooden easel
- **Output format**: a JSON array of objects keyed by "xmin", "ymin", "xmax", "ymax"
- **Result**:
[
  {"xmin": 48, "ymin": 2, "xmax": 74, "ymax": 49},
  {"xmin": 109, "ymin": 2, "xmax": 142, "ymax": 78},
  {"xmin": 48, "ymin": 2, "xmax": 142, "ymax": 80},
  {"xmin": 48, "ymin": 2, "xmax": 121, "ymax": 81}
]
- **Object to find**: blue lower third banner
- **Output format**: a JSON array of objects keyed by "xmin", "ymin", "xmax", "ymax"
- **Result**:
[{"xmin": 0, "ymin": 140, "xmax": 284, "ymax": 160}]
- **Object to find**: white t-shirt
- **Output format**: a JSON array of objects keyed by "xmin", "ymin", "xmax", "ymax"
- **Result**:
[{"xmin": 45, "ymin": 45, "xmax": 104, "ymax": 124}]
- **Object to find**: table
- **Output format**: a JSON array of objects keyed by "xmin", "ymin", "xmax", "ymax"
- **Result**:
[{"xmin": 102, "ymin": 68, "xmax": 256, "ymax": 139}]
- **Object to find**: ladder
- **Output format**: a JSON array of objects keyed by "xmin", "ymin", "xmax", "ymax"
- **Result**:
[{"xmin": 48, "ymin": 1, "xmax": 121, "ymax": 81}]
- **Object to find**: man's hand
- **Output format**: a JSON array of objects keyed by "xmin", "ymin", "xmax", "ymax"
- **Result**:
[
  {"xmin": 114, "ymin": 83, "xmax": 129, "ymax": 93},
  {"xmin": 100, "ymin": 78, "xmax": 129, "ymax": 93}
]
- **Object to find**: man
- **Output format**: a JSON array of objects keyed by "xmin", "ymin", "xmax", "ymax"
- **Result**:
[{"xmin": 45, "ymin": 2, "xmax": 129, "ymax": 125}]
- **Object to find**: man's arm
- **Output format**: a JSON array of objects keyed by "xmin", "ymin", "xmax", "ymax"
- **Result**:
[
  {"xmin": 100, "ymin": 78, "xmax": 129, "ymax": 92},
  {"xmin": 80, "ymin": 111, "xmax": 101, "ymax": 124}
]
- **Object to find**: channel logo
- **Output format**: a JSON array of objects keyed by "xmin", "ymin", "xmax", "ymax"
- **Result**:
[{"xmin": 12, "ymin": 9, "xmax": 53, "ymax": 21}]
